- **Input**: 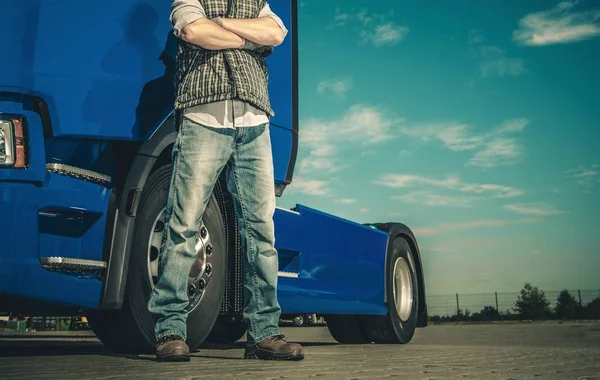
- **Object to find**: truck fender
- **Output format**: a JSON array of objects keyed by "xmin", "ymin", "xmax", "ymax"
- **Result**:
[
  {"xmin": 99, "ymin": 114, "xmax": 177, "ymax": 309},
  {"xmin": 374, "ymin": 222, "xmax": 428, "ymax": 328}
]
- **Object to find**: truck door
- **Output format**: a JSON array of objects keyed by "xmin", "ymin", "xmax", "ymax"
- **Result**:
[{"xmin": 266, "ymin": 0, "xmax": 299, "ymax": 194}]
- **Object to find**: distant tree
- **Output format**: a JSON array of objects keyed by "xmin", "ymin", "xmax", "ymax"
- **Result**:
[
  {"xmin": 584, "ymin": 293, "xmax": 600, "ymax": 319},
  {"xmin": 500, "ymin": 308, "xmax": 516, "ymax": 321},
  {"xmin": 554, "ymin": 289, "xmax": 580, "ymax": 319},
  {"xmin": 513, "ymin": 282, "xmax": 552, "ymax": 320},
  {"xmin": 480, "ymin": 305, "xmax": 500, "ymax": 321}
]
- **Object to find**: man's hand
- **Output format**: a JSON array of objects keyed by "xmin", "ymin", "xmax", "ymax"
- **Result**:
[{"xmin": 214, "ymin": 16, "xmax": 286, "ymax": 47}]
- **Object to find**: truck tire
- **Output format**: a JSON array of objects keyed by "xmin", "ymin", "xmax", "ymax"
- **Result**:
[
  {"xmin": 88, "ymin": 164, "xmax": 231, "ymax": 354},
  {"xmin": 359, "ymin": 225, "xmax": 419, "ymax": 344},
  {"xmin": 206, "ymin": 317, "xmax": 247, "ymax": 344}
]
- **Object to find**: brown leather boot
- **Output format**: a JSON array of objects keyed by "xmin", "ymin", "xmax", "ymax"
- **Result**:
[
  {"xmin": 155, "ymin": 335, "xmax": 190, "ymax": 362},
  {"xmin": 244, "ymin": 334, "xmax": 304, "ymax": 360}
]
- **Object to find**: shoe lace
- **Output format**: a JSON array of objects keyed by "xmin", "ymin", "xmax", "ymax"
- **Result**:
[{"xmin": 156, "ymin": 335, "xmax": 183, "ymax": 346}]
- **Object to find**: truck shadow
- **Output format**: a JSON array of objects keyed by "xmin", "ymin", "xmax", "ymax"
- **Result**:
[{"xmin": 80, "ymin": 1, "xmax": 176, "ymax": 141}]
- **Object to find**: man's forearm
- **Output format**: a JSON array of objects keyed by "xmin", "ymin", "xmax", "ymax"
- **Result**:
[
  {"xmin": 181, "ymin": 18, "xmax": 244, "ymax": 50},
  {"xmin": 216, "ymin": 17, "xmax": 285, "ymax": 46}
]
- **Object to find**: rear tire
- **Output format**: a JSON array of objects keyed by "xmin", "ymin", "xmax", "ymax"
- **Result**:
[
  {"xmin": 88, "ymin": 164, "xmax": 232, "ymax": 353},
  {"xmin": 325, "ymin": 314, "xmax": 370, "ymax": 344}
]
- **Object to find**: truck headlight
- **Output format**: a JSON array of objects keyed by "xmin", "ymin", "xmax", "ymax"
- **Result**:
[{"xmin": 0, "ymin": 117, "xmax": 27, "ymax": 169}]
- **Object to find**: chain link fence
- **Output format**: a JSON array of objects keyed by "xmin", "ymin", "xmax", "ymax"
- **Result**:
[{"xmin": 426, "ymin": 289, "xmax": 600, "ymax": 318}]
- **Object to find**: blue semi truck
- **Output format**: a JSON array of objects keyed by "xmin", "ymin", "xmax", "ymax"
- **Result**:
[{"xmin": 0, "ymin": 0, "xmax": 428, "ymax": 353}]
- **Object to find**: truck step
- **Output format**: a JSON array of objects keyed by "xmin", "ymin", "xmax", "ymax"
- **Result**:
[
  {"xmin": 39, "ymin": 257, "xmax": 107, "ymax": 279},
  {"xmin": 278, "ymin": 271, "xmax": 299, "ymax": 278},
  {"xmin": 46, "ymin": 163, "xmax": 111, "ymax": 185}
]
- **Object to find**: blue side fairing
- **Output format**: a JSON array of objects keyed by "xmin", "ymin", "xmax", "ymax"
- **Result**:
[
  {"xmin": 0, "ymin": 174, "xmax": 108, "ymax": 309},
  {"xmin": 273, "ymin": 205, "xmax": 390, "ymax": 315}
]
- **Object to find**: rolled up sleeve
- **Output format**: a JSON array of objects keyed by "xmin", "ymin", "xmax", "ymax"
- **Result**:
[
  {"xmin": 170, "ymin": 0, "xmax": 207, "ymax": 37},
  {"xmin": 259, "ymin": 2, "xmax": 288, "ymax": 46}
]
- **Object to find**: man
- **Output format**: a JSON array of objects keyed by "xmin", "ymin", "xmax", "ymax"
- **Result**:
[{"xmin": 147, "ymin": 0, "xmax": 304, "ymax": 362}]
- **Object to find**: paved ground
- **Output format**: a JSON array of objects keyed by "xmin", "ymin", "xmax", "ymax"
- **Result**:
[{"xmin": 1, "ymin": 321, "xmax": 600, "ymax": 379}]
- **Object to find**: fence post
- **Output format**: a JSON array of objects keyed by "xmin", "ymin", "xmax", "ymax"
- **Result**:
[
  {"xmin": 495, "ymin": 291, "xmax": 499, "ymax": 311},
  {"xmin": 456, "ymin": 293, "xmax": 460, "ymax": 319}
]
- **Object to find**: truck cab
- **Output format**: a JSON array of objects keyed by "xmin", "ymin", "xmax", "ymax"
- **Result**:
[{"xmin": 0, "ymin": 0, "xmax": 427, "ymax": 353}]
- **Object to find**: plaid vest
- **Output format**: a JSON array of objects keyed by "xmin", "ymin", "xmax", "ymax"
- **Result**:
[{"xmin": 174, "ymin": 0, "xmax": 274, "ymax": 117}]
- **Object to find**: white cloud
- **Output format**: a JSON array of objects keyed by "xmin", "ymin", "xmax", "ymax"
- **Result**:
[
  {"xmin": 361, "ymin": 23, "xmax": 409, "ymax": 47},
  {"xmin": 478, "ymin": 46, "xmax": 527, "ymax": 77},
  {"xmin": 333, "ymin": 8, "xmax": 350, "ymax": 26},
  {"xmin": 299, "ymin": 104, "xmax": 400, "ymax": 174},
  {"xmin": 400, "ymin": 118, "xmax": 530, "ymax": 167},
  {"xmin": 468, "ymin": 30, "xmax": 526, "ymax": 78},
  {"xmin": 400, "ymin": 122, "xmax": 483, "ymax": 151},
  {"xmin": 467, "ymin": 137, "xmax": 523, "ymax": 167},
  {"xmin": 333, "ymin": 8, "xmax": 408, "ymax": 47},
  {"xmin": 334, "ymin": 198, "xmax": 357, "ymax": 204},
  {"xmin": 399, "ymin": 149, "xmax": 412, "ymax": 158},
  {"xmin": 392, "ymin": 191, "xmax": 473, "ymax": 208},
  {"xmin": 423, "ymin": 239, "xmax": 504, "ymax": 253},
  {"xmin": 298, "ymin": 156, "xmax": 342, "ymax": 174},
  {"xmin": 286, "ymin": 177, "xmax": 331, "ymax": 196},
  {"xmin": 376, "ymin": 173, "xmax": 523, "ymax": 200},
  {"xmin": 317, "ymin": 78, "xmax": 353, "ymax": 98},
  {"xmin": 360, "ymin": 150, "xmax": 379, "ymax": 157},
  {"xmin": 513, "ymin": 1, "xmax": 600, "ymax": 46},
  {"xmin": 504, "ymin": 202, "xmax": 567, "ymax": 216},
  {"xmin": 413, "ymin": 217, "xmax": 540, "ymax": 237},
  {"xmin": 495, "ymin": 118, "xmax": 529, "ymax": 133},
  {"xmin": 565, "ymin": 164, "xmax": 600, "ymax": 190}
]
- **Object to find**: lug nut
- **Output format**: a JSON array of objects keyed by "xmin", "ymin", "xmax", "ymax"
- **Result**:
[
  {"xmin": 200, "ymin": 227, "xmax": 207, "ymax": 238},
  {"xmin": 205, "ymin": 264, "xmax": 212, "ymax": 275},
  {"xmin": 206, "ymin": 244, "xmax": 213, "ymax": 255},
  {"xmin": 198, "ymin": 279, "xmax": 206, "ymax": 289},
  {"xmin": 188, "ymin": 284, "xmax": 196, "ymax": 297}
]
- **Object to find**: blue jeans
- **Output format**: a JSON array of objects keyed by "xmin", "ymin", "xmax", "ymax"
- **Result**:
[{"xmin": 147, "ymin": 117, "xmax": 281, "ymax": 345}]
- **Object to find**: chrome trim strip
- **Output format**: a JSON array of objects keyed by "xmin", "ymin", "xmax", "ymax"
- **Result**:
[
  {"xmin": 40, "ymin": 257, "xmax": 107, "ymax": 269},
  {"xmin": 278, "ymin": 271, "xmax": 299, "ymax": 278},
  {"xmin": 46, "ymin": 163, "xmax": 111, "ymax": 185},
  {"xmin": 40, "ymin": 257, "xmax": 107, "ymax": 279},
  {"xmin": 276, "ymin": 207, "xmax": 300, "ymax": 215}
]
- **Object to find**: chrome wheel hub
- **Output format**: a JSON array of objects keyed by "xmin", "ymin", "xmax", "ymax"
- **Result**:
[
  {"xmin": 148, "ymin": 208, "xmax": 215, "ymax": 313},
  {"xmin": 392, "ymin": 257, "xmax": 413, "ymax": 322}
]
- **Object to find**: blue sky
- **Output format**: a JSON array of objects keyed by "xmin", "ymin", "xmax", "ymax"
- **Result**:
[{"xmin": 275, "ymin": 0, "xmax": 600, "ymax": 296}]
